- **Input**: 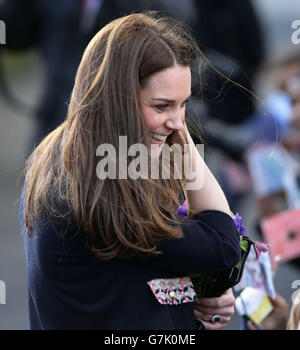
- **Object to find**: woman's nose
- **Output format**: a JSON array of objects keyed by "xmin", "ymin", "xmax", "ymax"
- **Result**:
[{"xmin": 165, "ymin": 115, "xmax": 184, "ymax": 131}]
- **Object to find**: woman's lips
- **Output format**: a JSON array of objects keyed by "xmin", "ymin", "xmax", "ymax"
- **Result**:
[{"xmin": 150, "ymin": 136, "xmax": 166, "ymax": 145}]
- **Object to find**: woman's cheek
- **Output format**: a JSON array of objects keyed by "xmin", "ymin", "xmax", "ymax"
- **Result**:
[
  {"xmin": 143, "ymin": 108, "xmax": 164, "ymax": 131},
  {"xmin": 181, "ymin": 108, "xmax": 186, "ymax": 123}
]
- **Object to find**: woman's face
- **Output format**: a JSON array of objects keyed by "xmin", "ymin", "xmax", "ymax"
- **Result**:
[{"xmin": 140, "ymin": 65, "xmax": 191, "ymax": 150}]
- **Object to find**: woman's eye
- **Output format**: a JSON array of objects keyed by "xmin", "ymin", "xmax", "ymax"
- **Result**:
[
  {"xmin": 154, "ymin": 104, "xmax": 168, "ymax": 112},
  {"xmin": 181, "ymin": 99, "xmax": 189, "ymax": 108}
]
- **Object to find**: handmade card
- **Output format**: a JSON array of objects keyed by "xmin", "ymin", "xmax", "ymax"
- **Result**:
[
  {"xmin": 234, "ymin": 246, "xmax": 276, "ymax": 299},
  {"xmin": 235, "ymin": 287, "xmax": 273, "ymax": 325},
  {"xmin": 260, "ymin": 209, "xmax": 300, "ymax": 270}
]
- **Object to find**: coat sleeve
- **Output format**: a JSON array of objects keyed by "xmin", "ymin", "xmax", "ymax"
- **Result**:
[{"xmin": 131, "ymin": 210, "xmax": 241, "ymax": 275}]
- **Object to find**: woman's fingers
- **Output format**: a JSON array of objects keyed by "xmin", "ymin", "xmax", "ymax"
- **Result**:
[
  {"xmin": 193, "ymin": 289, "xmax": 236, "ymax": 330},
  {"xmin": 195, "ymin": 289, "xmax": 235, "ymax": 309},
  {"xmin": 193, "ymin": 304, "xmax": 235, "ymax": 319},
  {"xmin": 194, "ymin": 309, "xmax": 231, "ymax": 324},
  {"xmin": 195, "ymin": 316, "xmax": 229, "ymax": 330}
]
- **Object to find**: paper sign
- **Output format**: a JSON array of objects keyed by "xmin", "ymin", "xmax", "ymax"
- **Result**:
[
  {"xmin": 246, "ymin": 144, "xmax": 300, "ymax": 207},
  {"xmin": 260, "ymin": 209, "xmax": 300, "ymax": 270},
  {"xmin": 234, "ymin": 246, "xmax": 276, "ymax": 299},
  {"xmin": 235, "ymin": 287, "xmax": 273, "ymax": 325}
]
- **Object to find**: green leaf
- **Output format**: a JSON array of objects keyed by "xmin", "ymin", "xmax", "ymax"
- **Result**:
[{"xmin": 239, "ymin": 237, "xmax": 249, "ymax": 252}]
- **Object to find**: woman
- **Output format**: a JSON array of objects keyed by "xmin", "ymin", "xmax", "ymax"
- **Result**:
[{"xmin": 20, "ymin": 12, "xmax": 240, "ymax": 330}]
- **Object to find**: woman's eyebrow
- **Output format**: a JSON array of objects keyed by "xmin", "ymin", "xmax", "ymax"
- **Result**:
[
  {"xmin": 151, "ymin": 98, "xmax": 175, "ymax": 103},
  {"xmin": 151, "ymin": 93, "xmax": 191, "ymax": 103}
]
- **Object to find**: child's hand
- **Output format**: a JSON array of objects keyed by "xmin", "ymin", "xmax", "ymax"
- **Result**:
[{"xmin": 247, "ymin": 292, "xmax": 289, "ymax": 330}]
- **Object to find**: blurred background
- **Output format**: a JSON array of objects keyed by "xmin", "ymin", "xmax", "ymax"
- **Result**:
[{"xmin": 0, "ymin": 0, "xmax": 300, "ymax": 330}]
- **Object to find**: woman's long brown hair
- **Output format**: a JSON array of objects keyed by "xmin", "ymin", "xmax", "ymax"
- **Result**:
[{"xmin": 23, "ymin": 12, "xmax": 203, "ymax": 259}]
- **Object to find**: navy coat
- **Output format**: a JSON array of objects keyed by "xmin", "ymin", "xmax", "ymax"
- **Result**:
[{"xmin": 20, "ymin": 190, "xmax": 240, "ymax": 330}]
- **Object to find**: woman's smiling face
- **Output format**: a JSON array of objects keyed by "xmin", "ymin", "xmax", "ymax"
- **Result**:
[{"xmin": 140, "ymin": 65, "xmax": 191, "ymax": 149}]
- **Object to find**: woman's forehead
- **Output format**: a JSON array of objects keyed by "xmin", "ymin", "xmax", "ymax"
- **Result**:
[{"xmin": 142, "ymin": 66, "xmax": 191, "ymax": 99}]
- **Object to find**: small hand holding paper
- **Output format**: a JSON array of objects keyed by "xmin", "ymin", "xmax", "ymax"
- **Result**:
[{"xmin": 246, "ymin": 292, "xmax": 289, "ymax": 330}]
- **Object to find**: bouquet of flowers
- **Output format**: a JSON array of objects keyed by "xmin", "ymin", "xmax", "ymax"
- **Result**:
[{"xmin": 176, "ymin": 201, "xmax": 269, "ymax": 298}]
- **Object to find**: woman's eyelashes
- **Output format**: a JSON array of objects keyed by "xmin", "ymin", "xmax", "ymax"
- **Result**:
[
  {"xmin": 153, "ymin": 100, "xmax": 189, "ymax": 112},
  {"xmin": 154, "ymin": 104, "xmax": 169, "ymax": 112},
  {"xmin": 182, "ymin": 99, "xmax": 189, "ymax": 107}
]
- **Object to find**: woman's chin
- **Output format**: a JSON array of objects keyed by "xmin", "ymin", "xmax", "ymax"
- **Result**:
[{"xmin": 150, "ymin": 143, "xmax": 163, "ymax": 159}]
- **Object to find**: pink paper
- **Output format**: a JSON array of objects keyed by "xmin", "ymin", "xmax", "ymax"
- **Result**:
[{"xmin": 261, "ymin": 209, "xmax": 300, "ymax": 270}]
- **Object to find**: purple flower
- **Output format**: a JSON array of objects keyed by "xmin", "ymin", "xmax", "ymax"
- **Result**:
[
  {"xmin": 253, "ymin": 241, "xmax": 270, "ymax": 259},
  {"xmin": 176, "ymin": 200, "xmax": 188, "ymax": 217},
  {"xmin": 232, "ymin": 213, "xmax": 246, "ymax": 236}
]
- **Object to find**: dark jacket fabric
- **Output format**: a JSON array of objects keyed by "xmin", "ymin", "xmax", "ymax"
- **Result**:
[{"xmin": 19, "ymin": 188, "xmax": 240, "ymax": 330}]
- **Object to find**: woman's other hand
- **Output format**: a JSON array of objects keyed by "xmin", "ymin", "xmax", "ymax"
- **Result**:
[{"xmin": 193, "ymin": 289, "xmax": 236, "ymax": 330}]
